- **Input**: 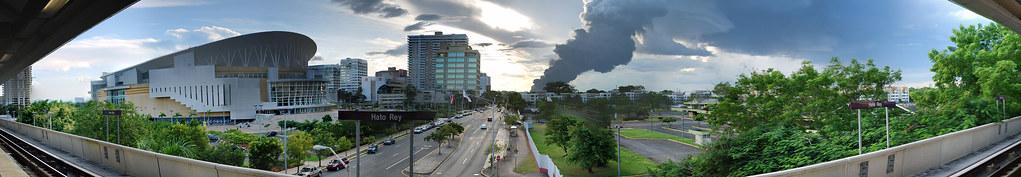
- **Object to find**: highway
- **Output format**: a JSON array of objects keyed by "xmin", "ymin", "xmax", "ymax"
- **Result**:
[
  {"xmin": 428, "ymin": 107, "xmax": 504, "ymax": 177},
  {"xmin": 323, "ymin": 107, "xmax": 501, "ymax": 177}
]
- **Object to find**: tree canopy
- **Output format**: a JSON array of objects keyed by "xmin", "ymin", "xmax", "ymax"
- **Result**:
[{"xmin": 543, "ymin": 81, "xmax": 577, "ymax": 93}]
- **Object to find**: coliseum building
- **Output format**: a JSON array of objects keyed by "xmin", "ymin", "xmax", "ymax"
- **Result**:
[{"xmin": 90, "ymin": 31, "xmax": 330, "ymax": 121}]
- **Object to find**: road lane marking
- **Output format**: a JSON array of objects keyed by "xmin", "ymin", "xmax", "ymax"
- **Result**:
[
  {"xmin": 393, "ymin": 154, "xmax": 398, "ymax": 157},
  {"xmin": 387, "ymin": 156, "xmax": 410, "ymax": 169},
  {"xmin": 463, "ymin": 158, "xmax": 469, "ymax": 164}
]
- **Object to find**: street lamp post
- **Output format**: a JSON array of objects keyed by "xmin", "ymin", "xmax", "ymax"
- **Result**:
[{"xmin": 313, "ymin": 145, "xmax": 351, "ymax": 177}]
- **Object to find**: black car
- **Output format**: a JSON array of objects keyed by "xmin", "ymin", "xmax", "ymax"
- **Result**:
[
  {"xmin": 367, "ymin": 145, "xmax": 379, "ymax": 154},
  {"xmin": 383, "ymin": 138, "xmax": 395, "ymax": 145}
]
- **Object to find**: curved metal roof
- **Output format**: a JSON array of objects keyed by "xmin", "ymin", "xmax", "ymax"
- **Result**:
[{"xmin": 104, "ymin": 31, "xmax": 317, "ymax": 77}]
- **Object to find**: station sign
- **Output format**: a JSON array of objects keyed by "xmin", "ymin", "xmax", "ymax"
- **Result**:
[
  {"xmin": 102, "ymin": 110, "xmax": 122, "ymax": 115},
  {"xmin": 338, "ymin": 111, "xmax": 436, "ymax": 122},
  {"xmin": 848, "ymin": 101, "xmax": 896, "ymax": 110}
]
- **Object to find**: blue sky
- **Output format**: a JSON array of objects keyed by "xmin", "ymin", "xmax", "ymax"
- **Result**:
[{"xmin": 26, "ymin": 0, "xmax": 991, "ymax": 101}]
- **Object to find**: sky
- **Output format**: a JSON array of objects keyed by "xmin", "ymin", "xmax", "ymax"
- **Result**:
[{"xmin": 23, "ymin": 0, "xmax": 991, "ymax": 101}]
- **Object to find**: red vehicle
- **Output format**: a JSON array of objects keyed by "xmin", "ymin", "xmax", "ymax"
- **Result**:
[{"xmin": 326, "ymin": 158, "xmax": 350, "ymax": 171}]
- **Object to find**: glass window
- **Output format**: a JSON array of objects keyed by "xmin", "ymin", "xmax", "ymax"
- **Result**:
[
  {"xmin": 435, "ymin": 64, "xmax": 444, "ymax": 67},
  {"xmin": 435, "ymin": 69, "xmax": 444, "ymax": 73},
  {"xmin": 455, "ymin": 69, "xmax": 464, "ymax": 73},
  {"xmin": 435, "ymin": 58, "xmax": 444, "ymax": 62},
  {"xmin": 435, "ymin": 75, "xmax": 444, "ymax": 79},
  {"xmin": 455, "ymin": 75, "xmax": 464, "ymax": 78},
  {"xmin": 468, "ymin": 58, "xmax": 477, "ymax": 62},
  {"xmin": 454, "ymin": 64, "xmax": 464, "ymax": 67},
  {"xmin": 468, "ymin": 63, "xmax": 477, "ymax": 67},
  {"xmin": 465, "ymin": 74, "xmax": 476, "ymax": 79}
]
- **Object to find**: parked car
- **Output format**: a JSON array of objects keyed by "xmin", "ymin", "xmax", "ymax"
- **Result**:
[
  {"xmin": 326, "ymin": 158, "xmax": 350, "ymax": 171},
  {"xmin": 367, "ymin": 145, "xmax": 379, "ymax": 154},
  {"xmin": 383, "ymin": 138, "xmax": 395, "ymax": 145},
  {"xmin": 480, "ymin": 124, "xmax": 487, "ymax": 129},
  {"xmin": 295, "ymin": 166, "xmax": 322, "ymax": 177}
]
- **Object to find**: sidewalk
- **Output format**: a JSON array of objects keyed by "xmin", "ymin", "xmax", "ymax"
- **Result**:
[{"xmin": 495, "ymin": 126, "xmax": 546, "ymax": 177}]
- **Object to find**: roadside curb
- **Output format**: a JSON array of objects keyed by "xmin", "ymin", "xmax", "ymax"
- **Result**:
[
  {"xmin": 660, "ymin": 126, "xmax": 696, "ymax": 135},
  {"xmin": 616, "ymin": 129, "xmax": 703, "ymax": 150}
]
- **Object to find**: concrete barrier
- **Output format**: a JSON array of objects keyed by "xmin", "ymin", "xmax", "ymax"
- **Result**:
[
  {"xmin": 524, "ymin": 127, "xmax": 561, "ymax": 177},
  {"xmin": 752, "ymin": 116, "xmax": 1021, "ymax": 177},
  {"xmin": 0, "ymin": 119, "xmax": 290, "ymax": 177}
]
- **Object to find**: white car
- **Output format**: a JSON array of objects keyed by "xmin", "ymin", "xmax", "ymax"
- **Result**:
[{"xmin": 480, "ymin": 124, "xmax": 487, "ymax": 129}]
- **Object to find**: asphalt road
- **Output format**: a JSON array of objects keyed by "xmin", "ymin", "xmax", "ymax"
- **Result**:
[
  {"xmin": 323, "ymin": 107, "xmax": 501, "ymax": 177},
  {"xmin": 619, "ymin": 136, "xmax": 702, "ymax": 163},
  {"xmin": 428, "ymin": 108, "xmax": 504, "ymax": 177}
]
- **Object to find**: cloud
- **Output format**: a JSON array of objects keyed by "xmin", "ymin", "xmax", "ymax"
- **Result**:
[
  {"xmin": 950, "ymin": 9, "xmax": 980, "ymax": 20},
  {"xmin": 164, "ymin": 26, "xmax": 241, "ymax": 50},
  {"xmin": 403, "ymin": 21, "xmax": 432, "ymax": 31},
  {"xmin": 34, "ymin": 36, "xmax": 166, "ymax": 72},
  {"xmin": 366, "ymin": 44, "xmax": 408, "ymax": 57},
  {"xmin": 131, "ymin": 0, "xmax": 210, "ymax": 8},
  {"xmin": 570, "ymin": 49, "xmax": 807, "ymax": 92},
  {"xmin": 474, "ymin": 43, "xmax": 493, "ymax": 47},
  {"xmin": 415, "ymin": 14, "xmax": 443, "ymax": 21},
  {"xmin": 506, "ymin": 39, "xmax": 552, "ymax": 49},
  {"xmin": 330, "ymin": 0, "xmax": 408, "ymax": 18}
]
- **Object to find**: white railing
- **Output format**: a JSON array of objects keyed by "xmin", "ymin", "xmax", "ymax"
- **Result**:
[{"xmin": 524, "ymin": 127, "xmax": 561, "ymax": 177}]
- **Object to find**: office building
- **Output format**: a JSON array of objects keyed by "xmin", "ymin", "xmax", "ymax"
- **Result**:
[
  {"xmin": 309, "ymin": 64, "xmax": 342, "ymax": 102},
  {"xmin": 480, "ymin": 73, "xmax": 490, "ymax": 94},
  {"xmin": 89, "ymin": 31, "xmax": 330, "ymax": 120},
  {"xmin": 1, "ymin": 66, "xmax": 31, "ymax": 106},
  {"xmin": 340, "ymin": 58, "xmax": 367, "ymax": 93},
  {"xmin": 407, "ymin": 31, "xmax": 482, "ymax": 93}
]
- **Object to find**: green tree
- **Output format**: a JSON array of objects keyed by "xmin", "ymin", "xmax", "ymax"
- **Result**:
[
  {"xmin": 565, "ymin": 123, "xmax": 616, "ymax": 173},
  {"xmin": 249, "ymin": 137, "xmax": 282, "ymax": 171},
  {"xmin": 404, "ymin": 84, "xmax": 420, "ymax": 108},
  {"xmin": 648, "ymin": 159, "xmax": 696, "ymax": 177},
  {"xmin": 617, "ymin": 85, "xmax": 646, "ymax": 93},
  {"xmin": 425, "ymin": 128, "xmax": 451, "ymax": 154},
  {"xmin": 927, "ymin": 23, "xmax": 1020, "ymax": 118},
  {"xmin": 199, "ymin": 143, "xmax": 246, "ymax": 166},
  {"xmin": 661, "ymin": 117, "xmax": 677, "ymax": 128},
  {"xmin": 221, "ymin": 129, "xmax": 257, "ymax": 145},
  {"xmin": 286, "ymin": 131, "xmax": 314, "ymax": 167},
  {"xmin": 503, "ymin": 114, "xmax": 520, "ymax": 125},
  {"xmin": 545, "ymin": 115, "xmax": 577, "ymax": 156},
  {"xmin": 543, "ymin": 81, "xmax": 577, "ymax": 93},
  {"xmin": 311, "ymin": 126, "xmax": 339, "ymax": 157},
  {"xmin": 321, "ymin": 115, "xmax": 333, "ymax": 123},
  {"xmin": 503, "ymin": 92, "xmax": 528, "ymax": 113},
  {"xmin": 585, "ymin": 89, "xmax": 605, "ymax": 93}
]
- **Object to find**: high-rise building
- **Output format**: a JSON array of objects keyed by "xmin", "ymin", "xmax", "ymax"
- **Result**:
[
  {"xmin": 309, "ymin": 64, "xmax": 343, "ymax": 103},
  {"xmin": 89, "ymin": 31, "xmax": 330, "ymax": 120},
  {"xmin": 407, "ymin": 31, "xmax": 482, "ymax": 92},
  {"xmin": 2, "ymin": 66, "xmax": 31, "ymax": 106},
  {"xmin": 479, "ymin": 73, "xmax": 490, "ymax": 94},
  {"xmin": 340, "ymin": 58, "xmax": 367, "ymax": 93}
]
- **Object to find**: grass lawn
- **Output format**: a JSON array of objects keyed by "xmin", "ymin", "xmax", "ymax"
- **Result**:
[
  {"xmin": 618, "ymin": 128, "xmax": 702, "ymax": 148},
  {"xmin": 624, "ymin": 118, "xmax": 660, "ymax": 122},
  {"xmin": 529, "ymin": 127, "xmax": 656, "ymax": 176},
  {"xmin": 514, "ymin": 151, "xmax": 540, "ymax": 174}
]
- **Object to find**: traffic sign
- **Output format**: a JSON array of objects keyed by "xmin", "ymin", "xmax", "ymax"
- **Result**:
[
  {"xmin": 849, "ymin": 101, "xmax": 896, "ymax": 110},
  {"xmin": 338, "ymin": 111, "xmax": 436, "ymax": 121},
  {"xmin": 102, "ymin": 110, "xmax": 122, "ymax": 115},
  {"xmin": 996, "ymin": 95, "xmax": 1007, "ymax": 100}
]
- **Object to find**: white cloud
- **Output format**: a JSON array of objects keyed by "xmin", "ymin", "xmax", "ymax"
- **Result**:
[
  {"xmin": 131, "ymin": 0, "xmax": 211, "ymax": 8},
  {"xmin": 570, "ymin": 47, "xmax": 808, "ymax": 91},
  {"xmin": 477, "ymin": 1, "xmax": 535, "ymax": 32},
  {"xmin": 951, "ymin": 9, "xmax": 981, "ymax": 20},
  {"xmin": 33, "ymin": 36, "xmax": 164, "ymax": 72},
  {"xmin": 165, "ymin": 26, "xmax": 241, "ymax": 50}
]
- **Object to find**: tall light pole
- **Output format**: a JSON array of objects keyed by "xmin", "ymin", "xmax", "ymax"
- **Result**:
[{"xmin": 313, "ymin": 145, "xmax": 351, "ymax": 177}]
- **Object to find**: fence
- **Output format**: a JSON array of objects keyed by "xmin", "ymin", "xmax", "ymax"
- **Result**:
[
  {"xmin": 524, "ymin": 127, "xmax": 561, "ymax": 177},
  {"xmin": 752, "ymin": 115, "xmax": 1021, "ymax": 177},
  {"xmin": 0, "ymin": 119, "xmax": 289, "ymax": 177}
]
